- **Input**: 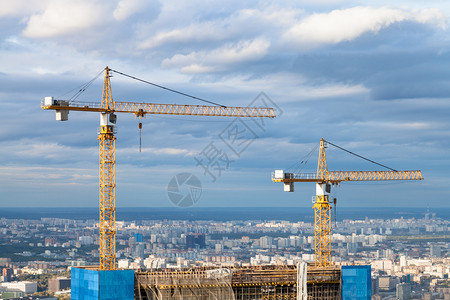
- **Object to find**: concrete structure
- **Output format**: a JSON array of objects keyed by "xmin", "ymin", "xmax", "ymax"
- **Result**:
[
  {"xmin": 0, "ymin": 281, "xmax": 37, "ymax": 294},
  {"xmin": 48, "ymin": 277, "xmax": 71, "ymax": 292},
  {"xmin": 135, "ymin": 264, "xmax": 342, "ymax": 299}
]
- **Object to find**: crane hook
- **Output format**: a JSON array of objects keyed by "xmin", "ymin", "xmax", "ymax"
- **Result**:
[
  {"xmin": 139, "ymin": 122, "xmax": 142, "ymax": 152},
  {"xmin": 135, "ymin": 109, "xmax": 145, "ymax": 153},
  {"xmin": 333, "ymin": 197, "xmax": 337, "ymax": 227}
]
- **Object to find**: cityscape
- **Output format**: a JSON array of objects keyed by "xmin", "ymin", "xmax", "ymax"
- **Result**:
[
  {"xmin": 0, "ymin": 207, "xmax": 448, "ymax": 299},
  {"xmin": 2, "ymin": 0, "xmax": 450, "ymax": 300}
]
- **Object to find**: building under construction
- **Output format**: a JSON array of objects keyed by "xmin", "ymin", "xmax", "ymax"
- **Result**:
[{"xmin": 134, "ymin": 264, "xmax": 342, "ymax": 300}]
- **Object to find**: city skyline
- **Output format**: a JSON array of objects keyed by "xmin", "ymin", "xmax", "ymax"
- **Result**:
[
  {"xmin": 0, "ymin": 0, "xmax": 449, "ymax": 207},
  {"xmin": 0, "ymin": 208, "xmax": 447, "ymax": 298}
]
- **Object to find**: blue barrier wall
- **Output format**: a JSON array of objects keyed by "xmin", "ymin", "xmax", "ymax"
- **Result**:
[
  {"xmin": 341, "ymin": 265, "xmax": 371, "ymax": 300},
  {"xmin": 71, "ymin": 267, "xmax": 134, "ymax": 300}
]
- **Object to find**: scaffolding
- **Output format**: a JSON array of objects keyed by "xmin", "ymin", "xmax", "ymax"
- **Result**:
[{"xmin": 135, "ymin": 264, "xmax": 341, "ymax": 300}]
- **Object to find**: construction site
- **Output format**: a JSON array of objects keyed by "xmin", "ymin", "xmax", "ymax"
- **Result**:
[
  {"xmin": 134, "ymin": 264, "xmax": 341, "ymax": 300},
  {"xmin": 42, "ymin": 67, "xmax": 422, "ymax": 300}
]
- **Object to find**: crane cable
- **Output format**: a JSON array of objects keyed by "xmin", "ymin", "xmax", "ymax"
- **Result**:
[
  {"xmin": 58, "ymin": 69, "xmax": 104, "ymax": 102},
  {"xmin": 324, "ymin": 139, "xmax": 398, "ymax": 172},
  {"xmin": 286, "ymin": 142, "xmax": 319, "ymax": 174},
  {"xmin": 110, "ymin": 69, "xmax": 227, "ymax": 107},
  {"xmin": 110, "ymin": 68, "xmax": 228, "ymax": 152}
]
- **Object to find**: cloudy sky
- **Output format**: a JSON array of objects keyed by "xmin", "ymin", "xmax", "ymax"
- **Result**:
[{"xmin": 0, "ymin": 0, "xmax": 448, "ymax": 208}]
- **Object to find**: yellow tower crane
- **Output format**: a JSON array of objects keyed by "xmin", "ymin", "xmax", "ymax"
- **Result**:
[
  {"xmin": 42, "ymin": 67, "xmax": 276, "ymax": 270},
  {"xmin": 272, "ymin": 138, "xmax": 423, "ymax": 268}
]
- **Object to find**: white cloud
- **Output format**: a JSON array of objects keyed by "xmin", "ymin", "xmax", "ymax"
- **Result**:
[
  {"xmin": 113, "ymin": 0, "xmax": 149, "ymax": 21},
  {"xmin": 0, "ymin": 141, "xmax": 96, "ymax": 162},
  {"xmin": 22, "ymin": 0, "xmax": 105, "ymax": 38},
  {"xmin": 414, "ymin": 8, "xmax": 447, "ymax": 28},
  {"xmin": 138, "ymin": 7, "xmax": 296, "ymax": 49},
  {"xmin": 139, "ymin": 25, "xmax": 220, "ymax": 49},
  {"xmin": 283, "ymin": 6, "xmax": 447, "ymax": 49},
  {"xmin": 162, "ymin": 39, "xmax": 270, "ymax": 74},
  {"xmin": 0, "ymin": 0, "xmax": 49, "ymax": 18},
  {"xmin": 0, "ymin": 37, "xmax": 105, "ymax": 75},
  {"xmin": 355, "ymin": 121, "xmax": 434, "ymax": 130},
  {"xmin": 0, "ymin": 166, "xmax": 96, "ymax": 186}
]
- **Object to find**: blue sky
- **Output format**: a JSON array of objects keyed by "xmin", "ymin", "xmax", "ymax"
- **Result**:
[{"xmin": 0, "ymin": 0, "xmax": 448, "ymax": 207}]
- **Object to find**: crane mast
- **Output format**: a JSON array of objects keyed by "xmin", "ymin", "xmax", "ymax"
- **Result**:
[
  {"xmin": 98, "ymin": 68, "xmax": 116, "ymax": 270},
  {"xmin": 273, "ymin": 138, "xmax": 423, "ymax": 268},
  {"xmin": 314, "ymin": 139, "xmax": 332, "ymax": 267},
  {"xmin": 42, "ymin": 67, "xmax": 276, "ymax": 270}
]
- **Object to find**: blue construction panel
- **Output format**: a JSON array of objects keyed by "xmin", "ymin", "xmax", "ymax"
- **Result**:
[
  {"xmin": 71, "ymin": 268, "xmax": 99, "ymax": 300},
  {"xmin": 341, "ymin": 265, "xmax": 371, "ymax": 300},
  {"xmin": 71, "ymin": 267, "xmax": 134, "ymax": 300},
  {"xmin": 99, "ymin": 269, "xmax": 135, "ymax": 300}
]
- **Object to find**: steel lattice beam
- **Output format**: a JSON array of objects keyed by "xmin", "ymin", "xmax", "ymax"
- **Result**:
[
  {"xmin": 98, "ymin": 127, "xmax": 116, "ymax": 270},
  {"xmin": 313, "ymin": 196, "xmax": 331, "ymax": 268}
]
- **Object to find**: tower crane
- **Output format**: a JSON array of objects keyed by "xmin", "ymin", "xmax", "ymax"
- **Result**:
[
  {"xmin": 272, "ymin": 138, "xmax": 423, "ymax": 268},
  {"xmin": 42, "ymin": 67, "xmax": 276, "ymax": 270}
]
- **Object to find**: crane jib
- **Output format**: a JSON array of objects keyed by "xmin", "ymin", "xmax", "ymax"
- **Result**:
[
  {"xmin": 271, "ymin": 170, "xmax": 424, "ymax": 183},
  {"xmin": 41, "ymin": 100, "xmax": 276, "ymax": 118}
]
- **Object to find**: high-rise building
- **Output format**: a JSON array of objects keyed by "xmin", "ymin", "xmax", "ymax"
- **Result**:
[
  {"xmin": 128, "ymin": 236, "xmax": 136, "ymax": 248},
  {"xmin": 396, "ymin": 283, "xmax": 411, "ymax": 300},
  {"xmin": 2, "ymin": 268, "xmax": 12, "ymax": 282},
  {"xmin": 371, "ymin": 277, "xmax": 379, "ymax": 295},
  {"xmin": 79, "ymin": 236, "xmax": 93, "ymax": 245},
  {"xmin": 186, "ymin": 233, "xmax": 206, "ymax": 249},
  {"xmin": 289, "ymin": 236, "xmax": 301, "ymax": 247},
  {"xmin": 134, "ymin": 243, "xmax": 145, "ymax": 258},
  {"xmin": 134, "ymin": 233, "xmax": 143, "ymax": 243},
  {"xmin": 260, "ymin": 236, "xmax": 273, "ymax": 249},
  {"xmin": 378, "ymin": 276, "xmax": 396, "ymax": 292},
  {"xmin": 431, "ymin": 245, "xmax": 442, "ymax": 257},
  {"xmin": 215, "ymin": 243, "xmax": 223, "ymax": 254},
  {"xmin": 400, "ymin": 255, "xmax": 407, "ymax": 267}
]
